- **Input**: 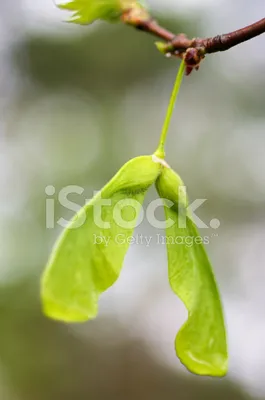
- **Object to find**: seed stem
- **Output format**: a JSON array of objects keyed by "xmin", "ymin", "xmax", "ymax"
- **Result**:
[{"xmin": 155, "ymin": 60, "xmax": 185, "ymax": 159}]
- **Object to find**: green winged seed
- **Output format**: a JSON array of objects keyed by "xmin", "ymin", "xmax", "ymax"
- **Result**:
[
  {"xmin": 41, "ymin": 156, "xmax": 162, "ymax": 323},
  {"xmin": 57, "ymin": 0, "xmax": 140, "ymax": 25},
  {"xmin": 156, "ymin": 166, "xmax": 228, "ymax": 377}
]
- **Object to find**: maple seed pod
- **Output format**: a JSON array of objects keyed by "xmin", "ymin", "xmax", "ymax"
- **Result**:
[
  {"xmin": 41, "ymin": 156, "xmax": 162, "ymax": 323},
  {"xmin": 155, "ymin": 166, "xmax": 188, "ymax": 211},
  {"xmin": 155, "ymin": 166, "xmax": 228, "ymax": 377}
]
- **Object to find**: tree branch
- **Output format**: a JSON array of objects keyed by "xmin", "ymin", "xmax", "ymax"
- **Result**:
[
  {"xmin": 201, "ymin": 18, "xmax": 265, "ymax": 53},
  {"xmin": 122, "ymin": 8, "xmax": 265, "ymax": 74}
]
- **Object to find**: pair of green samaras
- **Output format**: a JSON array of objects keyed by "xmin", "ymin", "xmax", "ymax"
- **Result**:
[{"xmin": 41, "ymin": 154, "xmax": 228, "ymax": 377}]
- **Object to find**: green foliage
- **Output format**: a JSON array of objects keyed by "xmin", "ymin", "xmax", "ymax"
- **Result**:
[
  {"xmin": 156, "ymin": 167, "xmax": 228, "ymax": 377},
  {"xmin": 58, "ymin": 0, "xmax": 121, "ymax": 24},
  {"xmin": 41, "ymin": 156, "xmax": 161, "ymax": 321},
  {"xmin": 58, "ymin": 0, "xmax": 141, "ymax": 24}
]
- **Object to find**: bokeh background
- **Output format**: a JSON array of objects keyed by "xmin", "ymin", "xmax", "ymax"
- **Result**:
[{"xmin": 0, "ymin": 0, "xmax": 265, "ymax": 398}]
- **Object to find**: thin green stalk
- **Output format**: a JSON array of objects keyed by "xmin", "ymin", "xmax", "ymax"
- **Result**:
[{"xmin": 155, "ymin": 60, "xmax": 185, "ymax": 159}]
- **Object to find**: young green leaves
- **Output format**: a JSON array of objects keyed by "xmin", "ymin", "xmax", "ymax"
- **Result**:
[
  {"xmin": 156, "ymin": 168, "xmax": 228, "ymax": 376},
  {"xmin": 57, "ymin": 0, "xmax": 143, "ymax": 25},
  {"xmin": 42, "ymin": 156, "xmax": 162, "ymax": 322}
]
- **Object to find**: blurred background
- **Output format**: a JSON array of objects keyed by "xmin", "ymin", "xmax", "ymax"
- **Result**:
[{"xmin": 0, "ymin": 0, "xmax": 265, "ymax": 398}]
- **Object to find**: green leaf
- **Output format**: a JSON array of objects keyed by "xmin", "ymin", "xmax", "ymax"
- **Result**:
[
  {"xmin": 57, "ymin": 0, "xmax": 137, "ymax": 25},
  {"xmin": 156, "ymin": 167, "xmax": 228, "ymax": 377},
  {"xmin": 41, "ymin": 155, "xmax": 162, "ymax": 322}
]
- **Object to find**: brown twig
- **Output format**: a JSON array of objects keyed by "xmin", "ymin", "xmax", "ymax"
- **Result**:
[
  {"xmin": 201, "ymin": 18, "xmax": 265, "ymax": 53},
  {"xmin": 121, "ymin": 7, "xmax": 265, "ymax": 74}
]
